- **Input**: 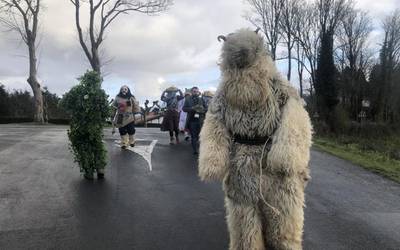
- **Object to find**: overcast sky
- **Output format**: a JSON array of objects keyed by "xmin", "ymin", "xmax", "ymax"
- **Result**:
[{"xmin": 0, "ymin": 0, "xmax": 398, "ymax": 103}]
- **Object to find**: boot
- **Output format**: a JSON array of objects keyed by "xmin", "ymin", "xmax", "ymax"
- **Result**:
[
  {"xmin": 169, "ymin": 136, "xmax": 175, "ymax": 145},
  {"xmin": 129, "ymin": 134, "xmax": 135, "ymax": 147},
  {"xmin": 175, "ymin": 135, "xmax": 180, "ymax": 144},
  {"xmin": 121, "ymin": 135, "xmax": 129, "ymax": 149},
  {"xmin": 84, "ymin": 170, "xmax": 94, "ymax": 180},
  {"xmin": 97, "ymin": 168, "xmax": 105, "ymax": 179},
  {"xmin": 184, "ymin": 131, "xmax": 190, "ymax": 141}
]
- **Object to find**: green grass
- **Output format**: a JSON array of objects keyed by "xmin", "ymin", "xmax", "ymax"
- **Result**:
[{"xmin": 313, "ymin": 136, "xmax": 400, "ymax": 183}]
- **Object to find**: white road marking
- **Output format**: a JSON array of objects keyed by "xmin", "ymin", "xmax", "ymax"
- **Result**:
[{"xmin": 114, "ymin": 139, "xmax": 157, "ymax": 171}]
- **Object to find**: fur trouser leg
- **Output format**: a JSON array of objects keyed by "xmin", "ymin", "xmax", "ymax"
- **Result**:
[
  {"xmin": 120, "ymin": 134, "xmax": 129, "ymax": 147},
  {"xmin": 225, "ymin": 197, "xmax": 265, "ymax": 250},
  {"xmin": 225, "ymin": 178, "xmax": 305, "ymax": 250},
  {"xmin": 260, "ymin": 177, "xmax": 305, "ymax": 250},
  {"xmin": 129, "ymin": 134, "xmax": 135, "ymax": 145}
]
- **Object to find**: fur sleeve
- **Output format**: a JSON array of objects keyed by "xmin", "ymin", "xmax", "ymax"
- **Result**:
[
  {"xmin": 198, "ymin": 96, "xmax": 231, "ymax": 181},
  {"xmin": 131, "ymin": 97, "xmax": 140, "ymax": 113},
  {"xmin": 267, "ymin": 97, "xmax": 312, "ymax": 177}
]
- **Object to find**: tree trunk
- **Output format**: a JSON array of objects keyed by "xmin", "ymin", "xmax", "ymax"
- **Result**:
[
  {"xmin": 271, "ymin": 45, "xmax": 277, "ymax": 61},
  {"xmin": 31, "ymin": 82, "xmax": 44, "ymax": 123},
  {"xmin": 91, "ymin": 55, "xmax": 101, "ymax": 74},
  {"xmin": 296, "ymin": 43, "xmax": 303, "ymax": 97},
  {"xmin": 287, "ymin": 41, "xmax": 291, "ymax": 81},
  {"xmin": 27, "ymin": 40, "xmax": 44, "ymax": 123},
  {"xmin": 298, "ymin": 63, "xmax": 303, "ymax": 97},
  {"xmin": 91, "ymin": 46, "xmax": 101, "ymax": 74}
]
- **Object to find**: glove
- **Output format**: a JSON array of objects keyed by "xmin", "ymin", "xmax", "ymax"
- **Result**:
[{"xmin": 193, "ymin": 105, "xmax": 205, "ymax": 113}]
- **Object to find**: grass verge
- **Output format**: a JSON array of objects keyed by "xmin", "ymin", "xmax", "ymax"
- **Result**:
[{"xmin": 313, "ymin": 137, "xmax": 400, "ymax": 183}]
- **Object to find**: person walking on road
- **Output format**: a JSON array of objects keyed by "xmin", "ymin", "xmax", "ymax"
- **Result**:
[
  {"xmin": 202, "ymin": 90, "xmax": 214, "ymax": 111},
  {"xmin": 160, "ymin": 86, "xmax": 184, "ymax": 145},
  {"xmin": 112, "ymin": 85, "xmax": 140, "ymax": 149},
  {"xmin": 178, "ymin": 89, "xmax": 191, "ymax": 141},
  {"xmin": 183, "ymin": 86, "xmax": 207, "ymax": 154}
]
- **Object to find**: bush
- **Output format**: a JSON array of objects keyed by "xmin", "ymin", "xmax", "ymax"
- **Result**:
[
  {"xmin": 48, "ymin": 118, "xmax": 70, "ymax": 125},
  {"xmin": 60, "ymin": 71, "xmax": 110, "ymax": 175},
  {"xmin": 311, "ymin": 106, "xmax": 350, "ymax": 135},
  {"xmin": 347, "ymin": 122, "xmax": 394, "ymax": 138},
  {"xmin": 332, "ymin": 106, "xmax": 350, "ymax": 134},
  {"xmin": 313, "ymin": 116, "xmax": 396, "ymax": 139},
  {"xmin": 0, "ymin": 117, "xmax": 33, "ymax": 124}
]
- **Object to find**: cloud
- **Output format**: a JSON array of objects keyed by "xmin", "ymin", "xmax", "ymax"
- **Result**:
[
  {"xmin": 355, "ymin": 0, "xmax": 398, "ymax": 18},
  {"xmin": 0, "ymin": 0, "xmax": 396, "ymax": 103},
  {"xmin": 0, "ymin": 76, "xmax": 30, "ymax": 92}
]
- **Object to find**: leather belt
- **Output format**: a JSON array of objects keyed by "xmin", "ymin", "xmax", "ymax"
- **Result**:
[{"xmin": 233, "ymin": 134, "xmax": 273, "ymax": 146}]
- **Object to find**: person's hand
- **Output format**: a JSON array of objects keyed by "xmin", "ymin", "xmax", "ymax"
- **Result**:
[{"xmin": 193, "ymin": 105, "xmax": 205, "ymax": 113}]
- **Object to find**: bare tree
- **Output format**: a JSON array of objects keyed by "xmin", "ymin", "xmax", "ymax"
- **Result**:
[
  {"xmin": 244, "ymin": 0, "xmax": 283, "ymax": 60},
  {"xmin": 0, "ymin": 0, "xmax": 44, "ymax": 123},
  {"xmin": 318, "ymin": 0, "xmax": 350, "ymax": 35},
  {"xmin": 295, "ymin": 39, "xmax": 307, "ymax": 97},
  {"xmin": 376, "ymin": 9, "xmax": 400, "ymax": 121},
  {"xmin": 70, "ymin": 0, "xmax": 173, "ymax": 74},
  {"xmin": 292, "ymin": 2, "xmax": 320, "ymax": 90},
  {"xmin": 279, "ymin": 0, "xmax": 299, "ymax": 81},
  {"xmin": 337, "ymin": 8, "xmax": 372, "ymax": 73},
  {"xmin": 336, "ymin": 7, "xmax": 373, "ymax": 119},
  {"xmin": 382, "ymin": 10, "xmax": 400, "ymax": 68}
]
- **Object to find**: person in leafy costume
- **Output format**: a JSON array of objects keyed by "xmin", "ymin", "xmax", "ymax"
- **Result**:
[{"xmin": 61, "ymin": 71, "xmax": 110, "ymax": 180}]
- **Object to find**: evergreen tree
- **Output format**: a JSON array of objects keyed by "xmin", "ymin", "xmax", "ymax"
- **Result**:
[
  {"xmin": 8, "ymin": 90, "xmax": 34, "ymax": 118},
  {"xmin": 0, "ymin": 84, "xmax": 10, "ymax": 116},
  {"xmin": 42, "ymin": 87, "xmax": 68, "ymax": 121},
  {"xmin": 315, "ymin": 30, "xmax": 339, "ymax": 131}
]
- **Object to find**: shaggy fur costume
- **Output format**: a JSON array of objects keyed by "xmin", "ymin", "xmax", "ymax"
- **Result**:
[{"xmin": 199, "ymin": 29, "xmax": 312, "ymax": 250}]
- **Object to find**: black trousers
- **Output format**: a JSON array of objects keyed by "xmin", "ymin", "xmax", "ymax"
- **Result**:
[
  {"xmin": 189, "ymin": 120, "xmax": 201, "ymax": 152},
  {"xmin": 118, "ymin": 122, "xmax": 136, "ymax": 136}
]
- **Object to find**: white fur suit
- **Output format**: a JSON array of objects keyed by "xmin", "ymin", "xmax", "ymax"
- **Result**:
[{"xmin": 198, "ymin": 29, "xmax": 312, "ymax": 250}]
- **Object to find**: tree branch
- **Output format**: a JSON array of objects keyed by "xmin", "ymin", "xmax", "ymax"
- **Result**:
[
  {"xmin": 70, "ymin": 0, "xmax": 173, "ymax": 73},
  {"xmin": 71, "ymin": 0, "xmax": 93, "ymax": 66}
]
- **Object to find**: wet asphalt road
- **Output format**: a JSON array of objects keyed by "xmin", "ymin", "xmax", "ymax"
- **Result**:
[{"xmin": 0, "ymin": 125, "xmax": 399, "ymax": 250}]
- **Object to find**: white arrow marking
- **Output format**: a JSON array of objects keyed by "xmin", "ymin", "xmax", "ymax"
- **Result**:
[{"xmin": 114, "ymin": 139, "xmax": 157, "ymax": 171}]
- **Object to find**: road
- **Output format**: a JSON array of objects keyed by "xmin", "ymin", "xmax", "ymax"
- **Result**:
[{"xmin": 0, "ymin": 125, "xmax": 399, "ymax": 250}]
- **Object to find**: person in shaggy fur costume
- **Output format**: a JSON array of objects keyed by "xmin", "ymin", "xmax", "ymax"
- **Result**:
[
  {"xmin": 198, "ymin": 28, "xmax": 312, "ymax": 250},
  {"xmin": 112, "ymin": 85, "xmax": 140, "ymax": 149}
]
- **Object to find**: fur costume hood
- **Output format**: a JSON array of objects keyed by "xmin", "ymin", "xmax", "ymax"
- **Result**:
[
  {"xmin": 217, "ymin": 28, "xmax": 298, "ymax": 111},
  {"xmin": 202, "ymin": 91, "xmax": 215, "ymax": 98}
]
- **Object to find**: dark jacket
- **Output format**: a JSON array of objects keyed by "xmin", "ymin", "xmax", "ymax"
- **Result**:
[{"xmin": 183, "ymin": 95, "xmax": 207, "ymax": 123}]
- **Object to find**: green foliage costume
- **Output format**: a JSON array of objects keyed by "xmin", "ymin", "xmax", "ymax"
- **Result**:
[{"xmin": 60, "ymin": 71, "xmax": 110, "ymax": 179}]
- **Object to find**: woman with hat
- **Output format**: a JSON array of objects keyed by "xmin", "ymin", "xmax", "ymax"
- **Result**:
[{"xmin": 160, "ymin": 86, "xmax": 184, "ymax": 144}]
